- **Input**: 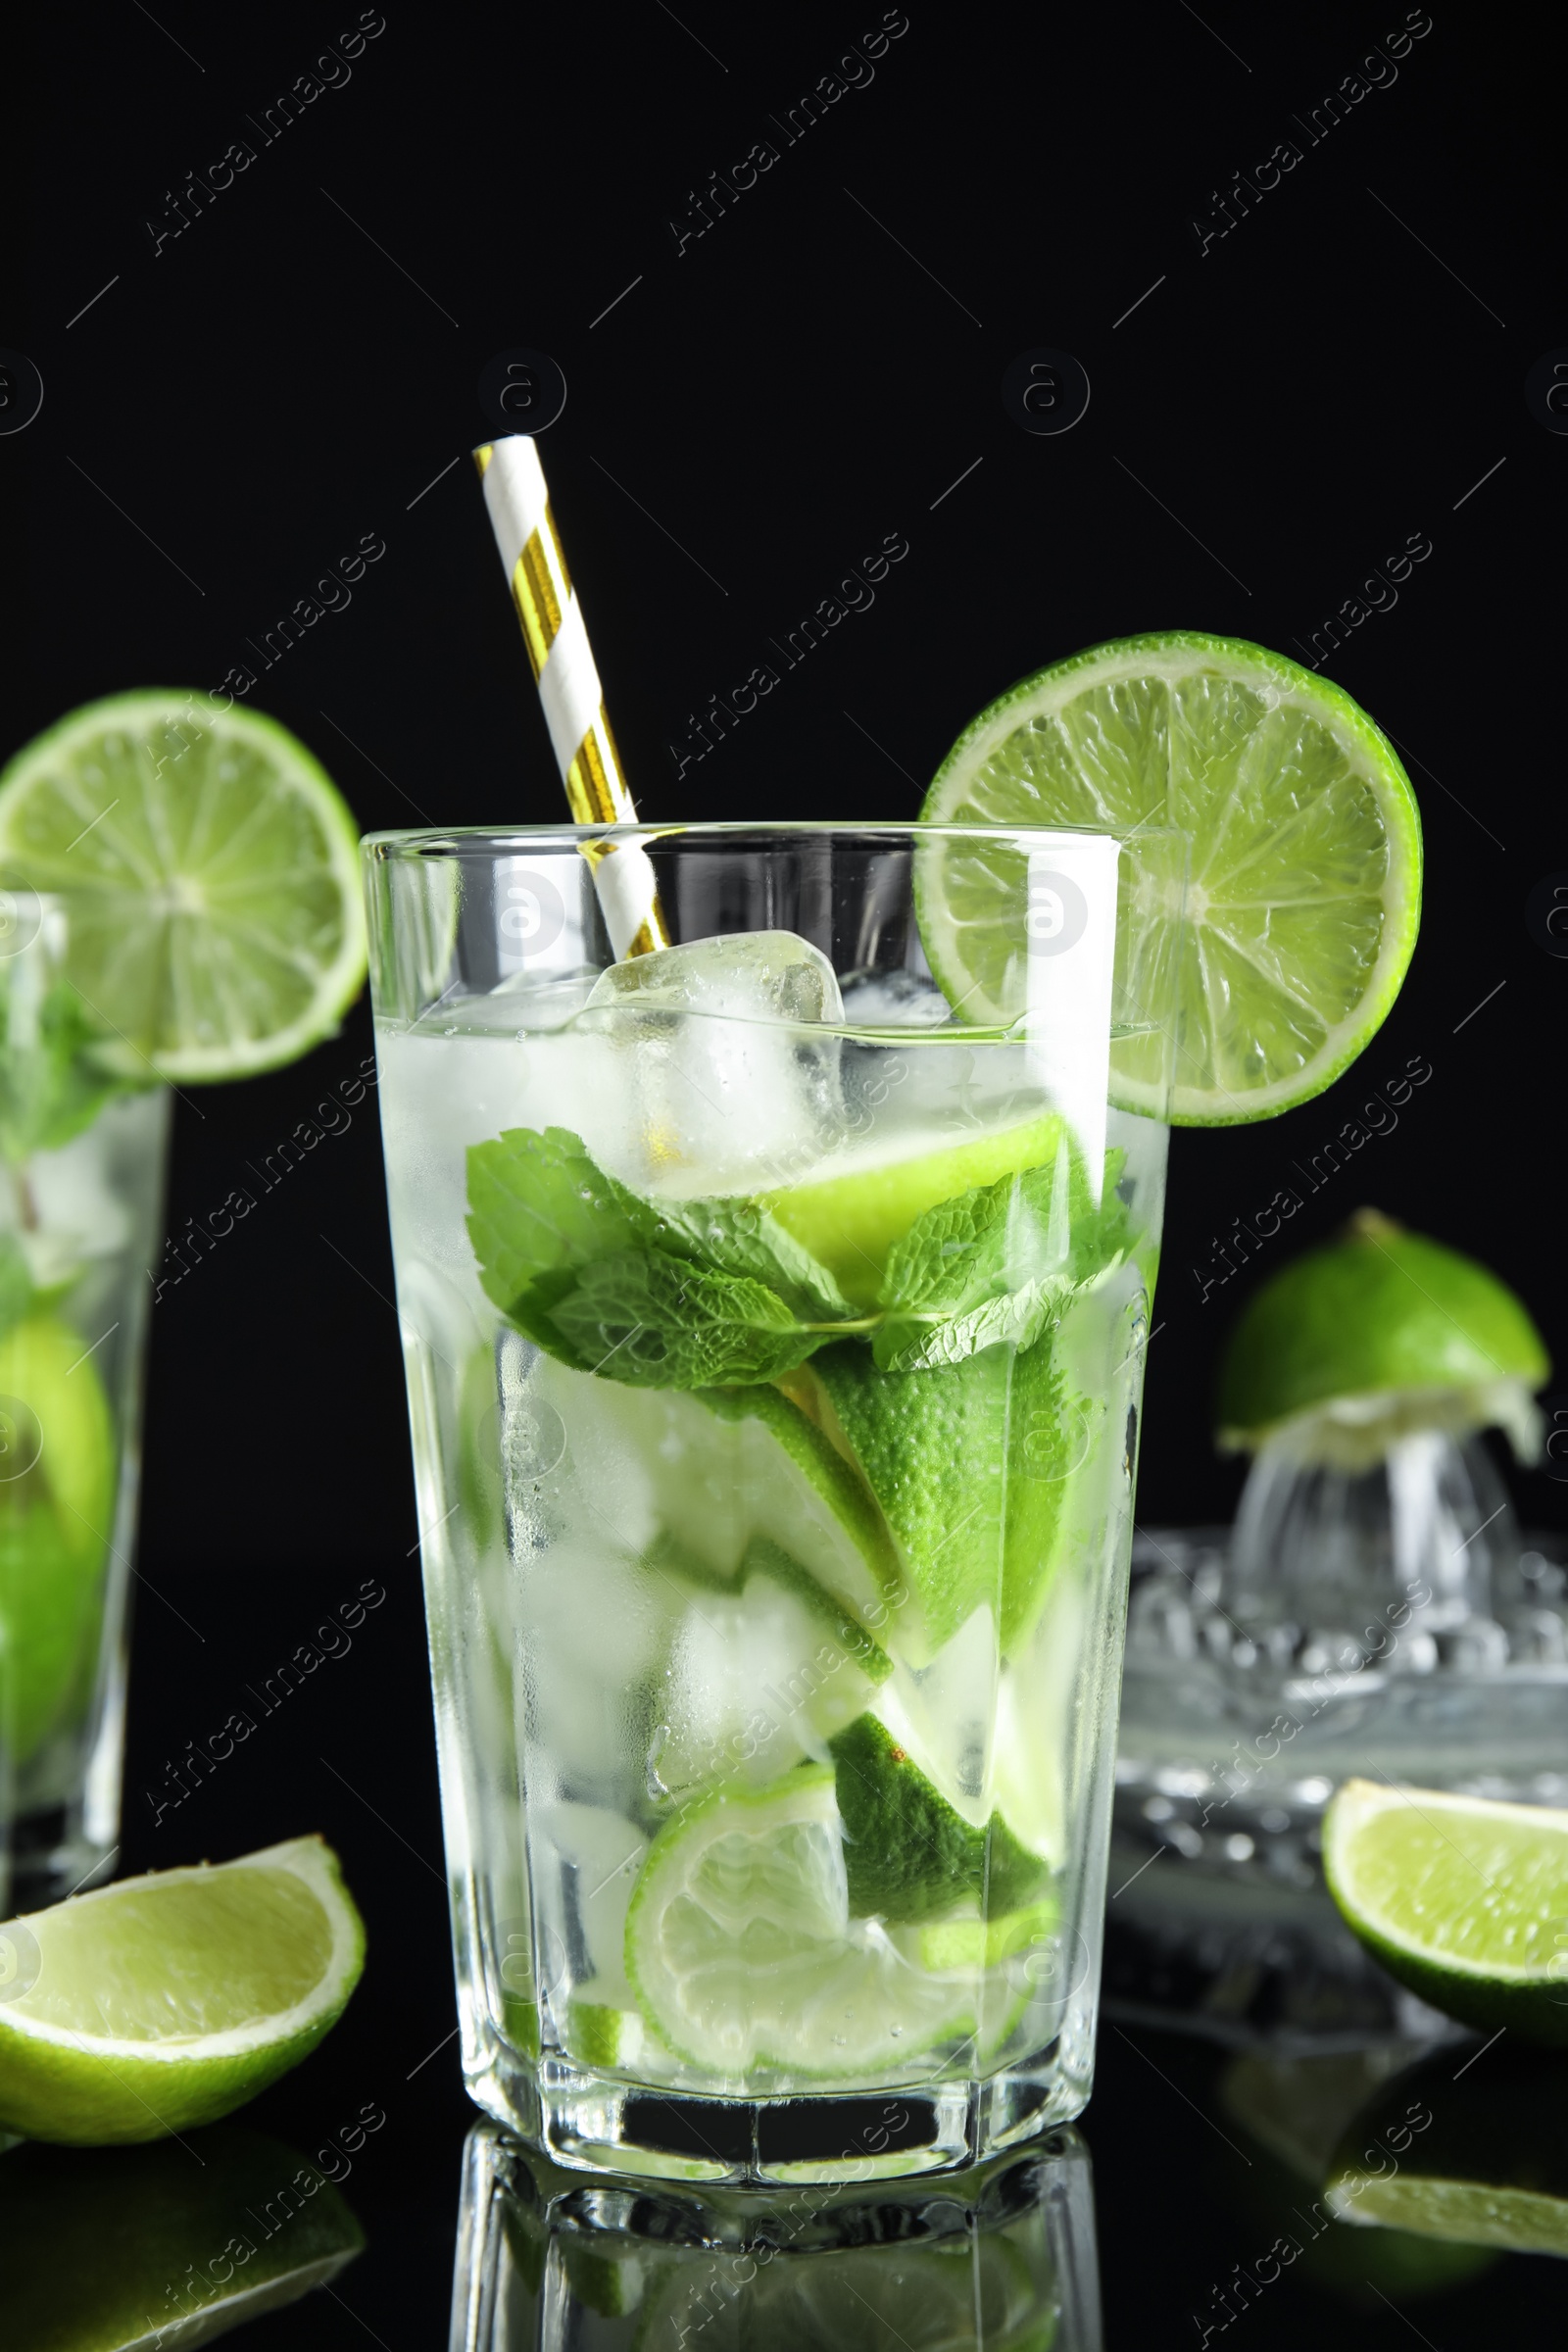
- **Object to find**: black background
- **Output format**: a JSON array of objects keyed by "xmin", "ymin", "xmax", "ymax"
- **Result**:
[{"xmin": 4, "ymin": 0, "xmax": 1567, "ymax": 2341}]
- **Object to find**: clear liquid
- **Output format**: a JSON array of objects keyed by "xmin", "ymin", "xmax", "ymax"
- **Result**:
[{"xmin": 375, "ymin": 995, "xmax": 1165, "ymax": 2176}]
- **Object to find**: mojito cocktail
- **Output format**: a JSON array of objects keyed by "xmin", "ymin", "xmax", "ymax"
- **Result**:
[{"xmin": 368, "ymin": 823, "xmax": 1176, "ymax": 2180}]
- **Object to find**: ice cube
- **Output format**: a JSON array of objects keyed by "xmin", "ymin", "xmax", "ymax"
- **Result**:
[{"xmin": 581, "ymin": 930, "xmax": 847, "ymax": 1195}]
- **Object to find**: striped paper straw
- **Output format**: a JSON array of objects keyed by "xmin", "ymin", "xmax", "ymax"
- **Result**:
[{"xmin": 473, "ymin": 435, "xmax": 669, "ymax": 958}]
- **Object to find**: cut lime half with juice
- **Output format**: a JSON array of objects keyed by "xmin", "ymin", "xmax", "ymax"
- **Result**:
[
  {"xmin": 917, "ymin": 632, "xmax": 1422, "ymax": 1124},
  {"xmin": 0, "ymin": 691, "xmax": 367, "ymax": 1082}
]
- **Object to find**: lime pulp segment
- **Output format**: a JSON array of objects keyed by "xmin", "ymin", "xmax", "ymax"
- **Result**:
[
  {"xmin": 917, "ymin": 633, "xmax": 1422, "ymax": 1124},
  {"xmin": 0, "ymin": 691, "xmax": 368, "ymax": 1081}
]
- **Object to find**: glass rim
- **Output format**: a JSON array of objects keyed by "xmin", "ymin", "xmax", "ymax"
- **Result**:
[{"xmin": 362, "ymin": 816, "xmax": 1191, "ymax": 859}]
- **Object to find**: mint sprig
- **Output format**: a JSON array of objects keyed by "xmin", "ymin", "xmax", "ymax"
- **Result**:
[
  {"xmin": 873, "ymin": 1150, "xmax": 1132, "ymax": 1372},
  {"xmin": 466, "ymin": 1124, "xmax": 1132, "ymax": 1391}
]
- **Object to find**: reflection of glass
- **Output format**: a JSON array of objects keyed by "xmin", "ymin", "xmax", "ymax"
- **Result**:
[
  {"xmin": 0, "ymin": 897, "xmax": 169, "ymax": 1910},
  {"xmin": 368, "ymin": 824, "xmax": 1180, "ymax": 2179},
  {"xmin": 449, "ymin": 2118, "xmax": 1102, "ymax": 2349},
  {"xmin": 0, "ymin": 2123, "xmax": 365, "ymax": 2343}
]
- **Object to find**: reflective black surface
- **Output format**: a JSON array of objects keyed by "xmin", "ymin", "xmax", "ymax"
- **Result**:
[{"xmin": 6, "ymin": 1544, "xmax": 1568, "ymax": 2340}]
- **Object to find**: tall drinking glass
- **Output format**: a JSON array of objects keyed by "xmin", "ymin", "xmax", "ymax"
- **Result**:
[
  {"xmin": 366, "ymin": 821, "xmax": 1182, "ymax": 2182},
  {"xmin": 0, "ymin": 894, "xmax": 169, "ymax": 1912}
]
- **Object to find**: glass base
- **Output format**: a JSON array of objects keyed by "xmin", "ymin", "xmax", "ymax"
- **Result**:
[{"xmin": 463, "ymin": 2036, "xmax": 1088, "ymax": 2187}]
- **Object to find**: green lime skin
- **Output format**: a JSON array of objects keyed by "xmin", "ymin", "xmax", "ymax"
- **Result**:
[
  {"xmin": 0, "ymin": 1312, "xmax": 118, "ymax": 1761},
  {"xmin": 1217, "ymin": 1216, "xmax": 1548, "ymax": 1442}
]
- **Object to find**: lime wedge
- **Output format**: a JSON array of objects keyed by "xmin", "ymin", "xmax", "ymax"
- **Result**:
[
  {"xmin": 0, "ymin": 692, "xmax": 367, "ymax": 1081},
  {"xmin": 1323, "ymin": 1780, "xmax": 1568, "ymax": 2043},
  {"xmin": 764, "ymin": 1112, "xmax": 1069, "ymax": 1306},
  {"xmin": 0, "ymin": 1311, "xmax": 118, "ymax": 1760},
  {"xmin": 0, "ymin": 2125, "xmax": 365, "ymax": 2351},
  {"xmin": 811, "ymin": 1331, "xmax": 1076, "ymax": 1657},
  {"xmin": 917, "ymin": 632, "xmax": 1422, "ymax": 1124},
  {"xmin": 623, "ymin": 1766, "xmax": 975, "ymax": 2077},
  {"xmin": 1217, "ymin": 1209, "xmax": 1549, "ymax": 1462},
  {"xmin": 830, "ymin": 1713, "xmax": 1049, "ymax": 1925},
  {"xmin": 0, "ymin": 1836, "xmax": 366, "ymax": 2142}
]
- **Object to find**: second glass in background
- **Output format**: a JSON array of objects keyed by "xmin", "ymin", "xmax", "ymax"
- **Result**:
[{"xmin": 0, "ymin": 893, "xmax": 168, "ymax": 1913}]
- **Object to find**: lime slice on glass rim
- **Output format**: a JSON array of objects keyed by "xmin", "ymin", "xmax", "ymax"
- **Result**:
[
  {"xmin": 0, "ymin": 690, "xmax": 367, "ymax": 1082},
  {"xmin": 1323, "ymin": 1780, "xmax": 1568, "ymax": 2046},
  {"xmin": 0, "ymin": 1836, "xmax": 365, "ymax": 2143},
  {"xmin": 916, "ymin": 632, "xmax": 1422, "ymax": 1124}
]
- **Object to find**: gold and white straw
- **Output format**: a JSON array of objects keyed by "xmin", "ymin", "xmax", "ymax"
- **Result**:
[{"xmin": 473, "ymin": 435, "xmax": 669, "ymax": 958}]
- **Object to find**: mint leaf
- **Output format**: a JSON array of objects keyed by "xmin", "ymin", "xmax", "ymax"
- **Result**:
[
  {"xmin": 548, "ymin": 1250, "xmax": 811, "ymax": 1388},
  {"xmin": 0, "ymin": 974, "xmax": 145, "ymax": 1164},
  {"xmin": 466, "ymin": 1126, "xmax": 648, "ymax": 1371},
  {"xmin": 648, "ymin": 1195, "xmax": 854, "ymax": 1320},
  {"xmin": 466, "ymin": 1127, "xmax": 835, "ymax": 1387},
  {"xmin": 873, "ymin": 1149, "xmax": 1129, "ymax": 1372}
]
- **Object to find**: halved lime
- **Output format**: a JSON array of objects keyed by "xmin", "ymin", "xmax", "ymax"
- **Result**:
[
  {"xmin": 1323, "ymin": 1780, "xmax": 1568, "ymax": 2044},
  {"xmin": 623, "ymin": 1766, "xmax": 975, "ymax": 2077},
  {"xmin": 917, "ymin": 632, "xmax": 1422, "ymax": 1124},
  {"xmin": 0, "ymin": 1836, "xmax": 366, "ymax": 2143},
  {"xmin": 1217, "ymin": 1208, "xmax": 1549, "ymax": 1461},
  {"xmin": 0, "ymin": 692, "xmax": 367, "ymax": 1081}
]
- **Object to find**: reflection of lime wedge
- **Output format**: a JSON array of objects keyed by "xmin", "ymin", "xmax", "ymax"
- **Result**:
[
  {"xmin": 624, "ymin": 1766, "xmax": 974, "ymax": 2078},
  {"xmin": 0, "ymin": 691, "xmax": 367, "ymax": 1081},
  {"xmin": 1218, "ymin": 1209, "xmax": 1549, "ymax": 1462},
  {"xmin": 0, "ymin": 1836, "xmax": 366, "ymax": 2142},
  {"xmin": 0, "ymin": 2125, "xmax": 365, "ymax": 2350},
  {"xmin": 917, "ymin": 633, "xmax": 1422, "ymax": 1124},
  {"xmin": 1324, "ymin": 1780, "xmax": 1568, "ymax": 2044},
  {"xmin": 0, "ymin": 1311, "xmax": 118, "ymax": 1760},
  {"xmin": 1325, "ymin": 2043, "xmax": 1568, "ymax": 2259},
  {"xmin": 764, "ymin": 1112, "xmax": 1067, "ymax": 1306}
]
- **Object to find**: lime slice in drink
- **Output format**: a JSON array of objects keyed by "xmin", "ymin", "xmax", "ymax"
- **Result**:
[
  {"xmin": 0, "ymin": 1836, "xmax": 366, "ymax": 2142},
  {"xmin": 917, "ymin": 632, "xmax": 1422, "ymax": 1124},
  {"xmin": 623, "ymin": 1766, "xmax": 975, "ymax": 2077},
  {"xmin": 1217, "ymin": 1208, "xmax": 1549, "ymax": 1462},
  {"xmin": 1323, "ymin": 1780, "xmax": 1568, "ymax": 2044},
  {"xmin": 0, "ymin": 1310, "xmax": 118, "ymax": 1760},
  {"xmin": 0, "ymin": 2124, "xmax": 365, "ymax": 2349},
  {"xmin": 0, "ymin": 691, "xmax": 367, "ymax": 1081},
  {"xmin": 764, "ymin": 1111, "xmax": 1070, "ymax": 1306}
]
